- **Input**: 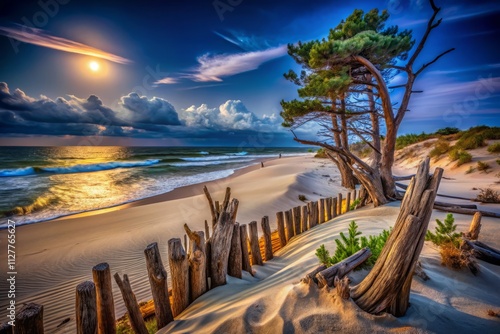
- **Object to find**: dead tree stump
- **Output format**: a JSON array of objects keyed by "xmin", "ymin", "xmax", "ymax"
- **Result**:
[
  {"xmin": 114, "ymin": 273, "xmax": 148, "ymax": 334},
  {"xmin": 144, "ymin": 242, "xmax": 174, "ymax": 328},
  {"xmin": 184, "ymin": 225, "xmax": 207, "ymax": 301},
  {"xmin": 261, "ymin": 216, "xmax": 274, "ymax": 261},
  {"xmin": 465, "ymin": 212, "xmax": 482, "ymax": 240},
  {"xmin": 276, "ymin": 211, "xmax": 287, "ymax": 247},
  {"xmin": 239, "ymin": 224, "xmax": 252, "ymax": 274},
  {"xmin": 300, "ymin": 206, "xmax": 308, "ymax": 232},
  {"xmin": 228, "ymin": 223, "xmax": 242, "ymax": 278},
  {"xmin": 168, "ymin": 238, "xmax": 189, "ymax": 317},
  {"xmin": 15, "ymin": 303, "xmax": 44, "ymax": 334},
  {"xmin": 249, "ymin": 221, "xmax": 263, "ymax": 266},
  {"xmin": 292, "ymin": 206, "xmax": 301, "ymax": 236},
  {"xmin": 92, "ymin": 263, "xmax": 115, "ymax": 334},
  {"xmin": 352, "ymin": 158, "xmax": 443, "ymax": 317},
  {"xmin": 75, "ymin": 281, "xmax": 97, "ymax": 334},
  {"xmin": 284, "ymin": 210, "xmax": 294, "ymax": 242}
]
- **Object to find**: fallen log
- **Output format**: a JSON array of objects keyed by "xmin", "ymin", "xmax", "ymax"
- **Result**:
[
  {"xmin": 316, "ymin": 247, "xmax": 372, "ymax": 288},
  {"xmin": 434, "ymin": 201, "xmax": 477, "ymax": 210},
  {"xmin": 463, "ymin": 240, "xmax": 500, "ymax": 265},
  {"xmin": 301, "ymin": 265, "xmax": 327, "ymax": 285},
  {"xmin": 434, "ymin": 206, "xmax": 500, "ymax": 218},
  {"xmin": 396, "ymin": 182, "xmax": 472, "ymax": 201}
]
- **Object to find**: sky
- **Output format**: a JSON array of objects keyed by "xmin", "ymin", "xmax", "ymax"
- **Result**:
[{"xmin": 0, "ymin": 0, "xmax": 499, "ymax": 146}]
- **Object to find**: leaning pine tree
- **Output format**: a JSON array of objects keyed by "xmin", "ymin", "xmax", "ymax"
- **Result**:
[{"xmin": 281, "ymin": 0, "xmax": 454, "ymax": 205}]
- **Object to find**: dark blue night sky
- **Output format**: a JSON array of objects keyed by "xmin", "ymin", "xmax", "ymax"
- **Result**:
[{"xmin": 0, "ymin": 0, "xmax": 499, "ymax": 146}]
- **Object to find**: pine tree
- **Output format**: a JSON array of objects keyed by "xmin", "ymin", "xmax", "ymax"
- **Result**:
[{"xmin": 425, "ymin": 213, "xmax": 461, "ymax": 247}]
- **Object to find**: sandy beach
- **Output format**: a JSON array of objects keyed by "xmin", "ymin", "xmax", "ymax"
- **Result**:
[{"xmin": 1, "ymin": 150, "xmax": 500, "ymax": 333}]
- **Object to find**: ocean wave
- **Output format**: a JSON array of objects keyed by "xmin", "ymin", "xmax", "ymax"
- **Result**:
[
  {"xmin": 227, "ymin": 151, "xmax": 248, "ymax": 156},
  {"xmin": 199, "ymin": 151, "xmax": 209, "ymax": 155},
  {"xmin": 0, "ymin": 159, "xmax": 160, "ymax": 177},
  {"xmin": 171, "ymin": 159, "xmax": 252, "ymax": 167},
  {"xmin": 2, "ymin": 194, "xmax": 57, "ymax": 216}
]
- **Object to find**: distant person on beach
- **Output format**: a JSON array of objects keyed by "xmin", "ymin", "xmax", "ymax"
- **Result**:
[{"xmin": 279, "ymin": 153, "xmax": 282, "ymax": 158}]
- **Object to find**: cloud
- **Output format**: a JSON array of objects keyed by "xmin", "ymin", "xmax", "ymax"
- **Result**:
[
  {"xmin": 213, "ymin": 31, "xmax": 273, "ymax": 51},
  {"xmin": 120, "ymin": 93, "xmax": 181, "ymax": 125},
  {"xmin": 154, "ymin": 77, "xmax": 178, "ymax": 85},
  {"xmin": 185, "ymin": 45, "xmax": 287, "ymax": 82},
  {"xmin": 0, "ymin": 25, "xmax": 132, "ymax": 64},
  {"xmin": 180, "ymin": 100, "xmax": 279, "ymax": 131}
]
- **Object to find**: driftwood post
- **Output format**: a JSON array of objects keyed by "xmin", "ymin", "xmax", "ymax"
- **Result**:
[
  {"xmin": 318, "ymin": 199, "xmax": 325, "ymax": 224},
  {"xmin": 92, "ymin": 263, "xmax": 115, "ymax": 334},
  {"xmin": 332, "ymin": 197, "xmax": 337, "ymax": 218},
  {"xmin": 352, "ymin": 158, "xmax": 443, "ymax": 317},
  {"xmin": 168, "ymin": 238, "xmax": 189, "ymax": 317},
  {"xmin": 300, "ymin": 206, "xmax": 308, "ymax": 232},
  {"xmin": 465, "ymin": 212, "xmax": 482, "ymax": 240},
  {"xmin": 249, "ymin": 221, "xmax": 263, "ymax": 266},
  {"xmin": 184, "ymin": 225, "xmax": 207, "ymax": 301},
  {"xmin": 113, "ymin": 273, "xmax": 148, "ymax": 334},
  {"xmin": 15, "ymin": 303, "xmax": 44, "ymax": 334},
  {"xmin": 292, "ymin": 206, "xmax": 301, "ymax": 236},
  {"xmin": 276, "ymin": 211, "xmax": 287, "ymax": 247},
  {"xmin": 209, "ymin": 198, "xmax": 239, "ymax": 288},
  {"xmin": 204, "ymin": 220, "xmax": 210, "ymax": 239},
  {"xmin": 284, "ymin": 210, "xmax": 294, "ymax": 242},
  {"xmin": 346, "ymin": 192, "xmax": 351, "ymax": 213},
  {"xmin": 203, "ymin": 185, "xmax": 217, "ymax": 228},
  {"xmin": 75, "ymin": 281, "xmax": 97, "ymax": 334},
  {"xmin": 228, "ymin": 223, "xmax": 242, "ymax": 278},
  {"xmin": 239, "ymin": 224, "xmax": 252, "ymax": 274},
  {"xmin": 308, "ymin": 202, "xmax": 318, "ymax": 229},
  {"xmin": 337, "ymin": 193, "xmax": 343, "ymax": 215},
  {"xmin": 261, "ymin": 216, "xmax": 273, "ymax": 261},
  {"xmin": 144, "ymin": 242, "xmax": 174, "ymax": 328},
  {"xmin": 325, "ymin": 198, "xmax": 332, "ymax": 221}
]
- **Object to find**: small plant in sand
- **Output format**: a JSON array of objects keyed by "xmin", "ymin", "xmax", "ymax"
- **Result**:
[
  {"xmin": 487, "ymin": 143, "xmax": 500, "ymax": 153},
  {"xmin": 316, "ymin": 221, "xmax": 390, "ymax": 268},
  {"xmin": 475, "ymin": 188, "xmax": 500, "ymax": 203},
  {"xmin": 449, "ymin": 149, "xmax": 472, "ymax": 166},
  {"xmin": 350, "ymin": 198, "xmax": 361, "ymax": 211},
  {"xmin": 465, "ymin": 166, "xmax": 476, "ymax": 174},
  {"xmin": 477, "ymin": 161, "xmax": 490, "ymax": 172},
  {"xmin": 298, "ymin": 194, "xmax": 307, "ymax": 201},
  {"xmin": 314, "ymin": 148, "xmax": 328, "ymax": 158}
]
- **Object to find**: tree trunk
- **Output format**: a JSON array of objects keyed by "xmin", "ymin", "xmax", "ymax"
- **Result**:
[
  {"xmin": 168, "ymin": 238, "xmax": 189, "ymax": 317},
  {"xmin": 276, "ymin": 211, "xmax": 287, "ymax": 247},
  {"xmin": 210, "ymin": 199, "xmax": 239, "ymax": 288},
  {"xmin": 239, "ymin": 224, "xmax": 252, "ymax": 274},
  {"xmin": 352, "ymin": 158, "xmax": 443, "ymax": 317},
  {"xmin": 144, "ymin": 242, "xmax": 174, "ymax": 328},
  {"xmin": 284, "ymin": 210, "xmax": 294, "ymax": 242},
  {"xmin": 75, "ymin": 281, "xmax": 97, "ymax": 334},
  {"xmin": 228, "ymin": 223, "xmax": 242, "ymax": 278},
  {"xmin": 316, "ymin": 247, "xmax": 372, "ymax": 288},
  {"xmin": 249, "ymin": 221, "xmax": 263, "ymax": 266},
  {"xmin": 92, "ymin": 263, "xmax": 115, "ymax": 334},
  {"xmin": 465, "ymin": 212, "xmax": 482, "ymax": 240},
  {"xmin": 113, "ymin": 274, "xmax": 148, "ymax": 334},
  {"xmin": 261, "ymin": 216, "xmax": 273, "ymax": 261},
  {"xmin": 15, "ymin": 303, "xmax": 44, "ymax": 334},
  {"xmin": 300, "ymin": 206, "xmax": 308, "ymax": 232},
  {"xmin": 183, "ymin": 225, "xmax": 207, "ymax": 301}
]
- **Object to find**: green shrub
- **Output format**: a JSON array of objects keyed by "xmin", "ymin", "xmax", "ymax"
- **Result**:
[
  {"xmin": 396, "ymin": 132, "xmax": 430, "ymax": 150},
  {"xmin": 425, "ymin": 213, "xmax": 461, "ymax": 248},
  {"xmin": 456, "ymin": 135, "xmax": 485, "ymax": 150},
  {"xmin": 350, "ymin": 198, "xmax": 361, "ymax": 211},
  {"xmin": 315, "ymin": 148, "xmax": 328, "ymax": 158},
  {"xmin": 477, "ymin": 161, "xmax": 490, "ymax": 172},
  {"xmin": 435, "ymin": 127, "xmax": 460, "ymax": 136},
  {"xmin": 315, "ymin": 221, "xmax": 390, "ymax": 268},
  {"xmin": 449, "ymin": 149, "xmax": 472, "ymax": 166},
  {"xmin": 429, "ymin": 139, "xmax": 450, "ymax": 158},
  {"xmin": 465, "ymin": 166, "xmax": 476, "ymax": 174},
  {"xmin": 487, "ymin": 143, "xmax": 500, "ymax": 153}
]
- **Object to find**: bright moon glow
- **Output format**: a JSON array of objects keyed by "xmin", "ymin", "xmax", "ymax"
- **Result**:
[{"xmin": 89, "ymin": 61, "xmax": 100, "ymax": 72}]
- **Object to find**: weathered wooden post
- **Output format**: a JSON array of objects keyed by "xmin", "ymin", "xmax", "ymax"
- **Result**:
[
  {"xmin": 346, "ymin": 192, "xmax": 351, "ymax": 213},
  {"xmin": 184, "ymin": 225, "xmax": 207, "ymax": 301},
  {"xmin": 284, "ymin": 209, "xmax": 294, "ymax": 242},
  {"xmin": 332, "ymin": 197, "xmax": 338, "ymax": 218},
  {"xmin": 300, "ymin": 206, "xmax": 308, "ymax": 232},
  {"xmin": 466, "ymin": 212, "xmax": 482, "ymax": 240},
  {"xmin": 307, "ymin": 202, "xmax": 314, "ymax": 230},
  {"xmin": 92, "ymin": 263, "xmax": 115, "ymax": 334},
  {"xmin": 168, "ymin": 238, "xmax": 189, "ymax": 317},
  {"xmin": 309, "ymin": 201, "xmax": 318, "ymax": 228},
  {"xmin": 276, "ymin": 211, "xmax": 287, "ymax": 247},
  {"xmin": 359, "ymin": 185, "xmax": 367, "ymax": 207},
  {"xmin": 319, "ymin": 199, "xmax": 325, "ymax": 224},
  {"xmin": 228, "ymin": 223, "xmax": 242, "ymax": 278},
  {"xmin": 337, "ymin": 193, "xmax": 343, "ymax": 215},
  {"xmin": 353, "ymin": 189, "xmax": 358, "ymax": 202},
  {"xmin": 114, "ymin": 273, "xmax": 148, "ymax": 334},
  {"xmin": 144, "ymin": 242, "xmax": 174, "ymax": 328},
  {"xmin": 325, "ymin": 197, "xmax": 332, "ymax": 221},
  {"xmin": 239, "ymin": 224, "xmax": 252, "ymax": 274},
  {"xmin": 261, "ymin": 216, "xmax": 273, "ymax": 261},
  {"xmin": 204, "ymin": 220, "xmax": 210, "ymax": 239},
  {"xmin": 15, "ymin": 303, "xmax": 44, "ymax": 334},
  {"xmin": 75, "ymin": 281, "xmax": 97, "ymax": 334},
  {"xmin": 292, "ymin": 206, "xmax": 301, "ymax": 236},
  {"xmin": 249, "ymin": 221, "xmax": 263, "ymax": 266}
]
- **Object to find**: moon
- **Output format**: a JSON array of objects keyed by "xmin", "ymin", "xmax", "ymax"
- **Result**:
[{"xmin": 89, "ymin": 61, "xmax": 100, "ymax": 72}]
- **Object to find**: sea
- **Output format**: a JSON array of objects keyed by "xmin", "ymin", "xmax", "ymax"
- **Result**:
[{"xmin": 0, "ymin": 146, "xmax": 311, "ymax": 227}]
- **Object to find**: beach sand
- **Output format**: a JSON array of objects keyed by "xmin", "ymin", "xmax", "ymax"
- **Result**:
[{"xmin": 1, "ymin": 149, "xmax": 500, "ymax": 333}]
